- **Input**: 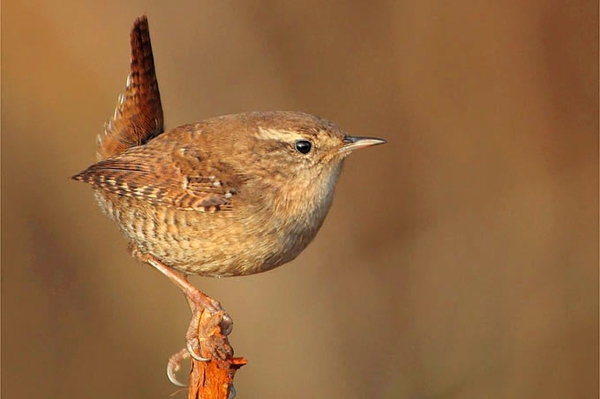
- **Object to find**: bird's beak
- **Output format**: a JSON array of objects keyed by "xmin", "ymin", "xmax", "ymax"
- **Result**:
[{"xmin": 340, "ymin": 136, "xmax": 387, "ymax": 153}]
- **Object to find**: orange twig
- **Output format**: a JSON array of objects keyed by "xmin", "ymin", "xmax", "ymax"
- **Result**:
[{"xmin": 186, "ymin": 310, "xmax": 246, "ymax": 399}]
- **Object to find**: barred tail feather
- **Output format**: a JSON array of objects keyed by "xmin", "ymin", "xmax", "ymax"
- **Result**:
[{"xmin": 96, "ymin": 15, "xmax": 164, "ymax": 160}]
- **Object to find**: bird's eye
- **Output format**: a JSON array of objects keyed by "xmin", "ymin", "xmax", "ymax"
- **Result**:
[{"xmin": 294, "ymin": 140, "xmax": 312, "ymax": 154}]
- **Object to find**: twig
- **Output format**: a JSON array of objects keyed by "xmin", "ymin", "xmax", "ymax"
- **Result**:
[{"xmin": 186, "ymin": 309, "xmax": 246, "ymax": 398}]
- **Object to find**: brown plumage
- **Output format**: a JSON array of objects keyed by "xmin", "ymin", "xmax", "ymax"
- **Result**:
[
  {"xmin": 72, "ymin": 15, "xmax": 385, "ymax": 377},
  {"xmin": 74, "ymin": 111, "xmax": 385, "ymax": 276},
  {"xmin": 75, "ymin": 15, "xmax": 386, "ymax": 277}
]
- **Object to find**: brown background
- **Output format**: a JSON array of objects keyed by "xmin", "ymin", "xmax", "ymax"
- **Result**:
[{"xmin": 3, "ymin": 1, "xmax": 598, "ymax": 398}]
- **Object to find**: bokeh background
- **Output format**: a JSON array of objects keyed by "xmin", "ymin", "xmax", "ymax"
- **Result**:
[{"xmin": 3, "ymin": 1, "xmax": 598, "ymax": 398}]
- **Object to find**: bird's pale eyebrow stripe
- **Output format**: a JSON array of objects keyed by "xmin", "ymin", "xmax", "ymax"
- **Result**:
[{"xmin": 256, "ymin": 127, "xmax": 304, "ymax": 142}]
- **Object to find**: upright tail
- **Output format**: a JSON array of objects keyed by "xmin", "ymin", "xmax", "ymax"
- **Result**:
[{"xmin": 96, "ymin": 15, "xmax": 164, "ymax": 160}]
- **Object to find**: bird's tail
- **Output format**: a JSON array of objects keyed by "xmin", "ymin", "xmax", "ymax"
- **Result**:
[{"xmin": 96, "ymin": 15, "xmax": 164, "ymax": 160}]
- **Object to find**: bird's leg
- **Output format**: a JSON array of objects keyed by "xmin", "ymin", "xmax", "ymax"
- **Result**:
[
  {"xmin": 130, "ymin": 248, "xmax": 234, "ymax": 383},
  {"xmin": 182, "ymin": 295, "xmax": 209, "ymax": 362},
  {"xmin": 181, "ymin": 297, "xmax": 209, "ymax": 362},
  {"xmin": 144, "ymin": 256, "xmax": 222, "ymax": 312}
]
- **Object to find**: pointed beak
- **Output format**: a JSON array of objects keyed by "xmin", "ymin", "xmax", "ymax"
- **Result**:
[{"xmin": 340, "ymin": 136, "xmax": 387, "ymax": 153}]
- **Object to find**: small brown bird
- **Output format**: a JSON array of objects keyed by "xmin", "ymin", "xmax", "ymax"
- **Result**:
[{"xmin": 73, "ymin": 15, "xmax": 385, "ymax": 377}]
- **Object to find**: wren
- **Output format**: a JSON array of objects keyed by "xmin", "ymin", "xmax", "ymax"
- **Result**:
[{"xmin": 72, "ymin": 15, "xmax": 385, "ymax": 380}]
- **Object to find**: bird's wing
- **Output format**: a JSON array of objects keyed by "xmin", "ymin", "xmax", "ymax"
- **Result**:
[{"xmin": 72, "ymin": 143, "xmax": 242, "ymax": 212}]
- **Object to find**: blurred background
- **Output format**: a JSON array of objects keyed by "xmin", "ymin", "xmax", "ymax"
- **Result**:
[{"xmin": 2, "ymin": 1, "xmax": 597, "ymax": 398}]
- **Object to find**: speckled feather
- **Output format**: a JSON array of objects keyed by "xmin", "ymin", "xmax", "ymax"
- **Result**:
[{"xmin": 75, "ymin": 128, "xmax": 242, "ymax": 212}]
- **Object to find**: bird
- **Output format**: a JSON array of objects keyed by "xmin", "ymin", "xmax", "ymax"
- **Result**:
[{"xmin": 72, "ymin": 15, "xmax": 386, "ymax": 383}]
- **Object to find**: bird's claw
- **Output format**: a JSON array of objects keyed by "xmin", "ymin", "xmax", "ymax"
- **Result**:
[
  {"xmin": 186, "ymin": 339, "xmax": 210, "ymax": 362},
  {"xmin": 166, "ymin": 348, "xmax": 190, "ymax": 387},
  {"xmin": 220, "ymin": 313, "xmax": 234, "ymax": 336}
]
